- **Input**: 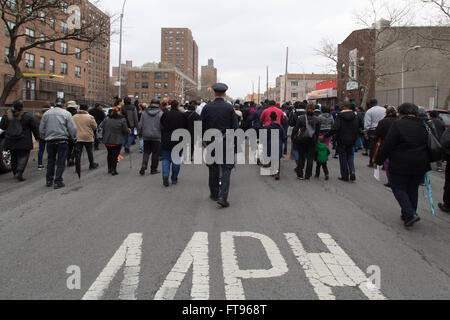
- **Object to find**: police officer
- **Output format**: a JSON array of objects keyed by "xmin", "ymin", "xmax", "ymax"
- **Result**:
[{"xmin": 201, "ymin": 83, "xmax": 239, "ymax": 208}]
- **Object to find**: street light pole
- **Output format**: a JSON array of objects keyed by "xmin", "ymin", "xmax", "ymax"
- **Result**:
[
  {"xmin": 118, "ymin": 0, "xmax": 127, "ymax": 98},
  {"xmin": 401, "ymin": 45, "xmax": 421, "ymax": 104}
]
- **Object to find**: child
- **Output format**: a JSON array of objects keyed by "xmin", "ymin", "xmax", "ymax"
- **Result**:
[
  {"xmin": 266, "ymin": 111, "xmax": 287, "ymax": 180},
  {"xmin": 315, "ymin": 136, "xmax": 330, "ymax": 180}
]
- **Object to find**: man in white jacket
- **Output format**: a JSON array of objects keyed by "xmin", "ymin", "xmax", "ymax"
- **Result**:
[{"xmin": 364, "ymin": 98, "xmax": 386, "ymax": 168}]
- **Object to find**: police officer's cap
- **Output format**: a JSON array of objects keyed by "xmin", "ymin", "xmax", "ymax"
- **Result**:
[{"xmin": 212, "ymin": 83, "xmax": 228, "ymax": 93}]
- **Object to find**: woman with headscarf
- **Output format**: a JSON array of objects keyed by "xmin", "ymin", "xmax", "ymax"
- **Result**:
[{"xmin": 375, "ymin": 106, "xmax": 398, "ymax": 187}]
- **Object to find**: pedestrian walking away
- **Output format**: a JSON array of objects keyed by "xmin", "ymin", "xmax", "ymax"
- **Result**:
[
  {"xmin": 121, "ymin": 96, "xmax": 139, "ymax": 154},
  {"xmin": 201, "ymin": 83, "xmax": 239, "ymax": 208},
  {"xmin": 39, "ymin": 98, "xmax": 77, "ymax": 189},
  {"xmin": 364, "ymin": 98, "xmax": 386, "ymax": 168},
  {"xmin": 99, "ymin": 107, "xmax": 130, "ymax": 176},
  {"xmin": 0, "ymin": 100, "xmax": 39, "ymax": 182},
  {"xmin": 266, "ymin": 111, "xmax": 287, "ymax": 180},
  {"xmin": 73, "ymin": 104, "xmax": 99, "ymax": 172},
  {"xmin": 326, "ymin": 99, "xmax": 363, "ymax": 182},
  {"xmin": 292, "ymin": 104, "xmax": 320, "ymax": 180},
  {"xmin": 315, "ymin": 137, "xmax": 330, "ymax": 180},
  {"xmin": 375, "ymin": 106, "xmax": 398, "ymax": 187},
  {"xmin": 89, "ymin": 103, "xmax": 106, "ymax": 151},
  {"xmin": 160, "ymin": 100, "xmax": 188, "ymax": 187},
  {"xmin": 138, "ymin": 99, "xmax": 163, "ymax": 176},
  {"xmin": 375, "ymin": 103, "xmax": 432, "ymax": 228}
]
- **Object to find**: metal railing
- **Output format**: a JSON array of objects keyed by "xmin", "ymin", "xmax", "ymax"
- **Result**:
[{"xmin": 376, "ymin": 85, "xmax": 450, "ymax": 109}]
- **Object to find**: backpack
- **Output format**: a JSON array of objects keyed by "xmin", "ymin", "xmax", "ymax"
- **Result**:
[
  {"xmin": 5, "ymin": 110, "xmax": 24, "ymax": 140},
  {"xmin": 293, "ymin": 115, "xmax": 316, "ymax": 144}
]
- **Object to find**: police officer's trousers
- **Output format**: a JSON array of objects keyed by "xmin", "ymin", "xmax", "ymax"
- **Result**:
[{"xmin": 209, "ymin": 164, "xmax": 233, "ymax": 201}]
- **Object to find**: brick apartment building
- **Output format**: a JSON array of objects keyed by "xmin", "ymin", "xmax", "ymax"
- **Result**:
[
  {"xmin": 0, "ymin": 0, "xmax": 110, "ymax": 107},
  {"xmin": 200, "ymin": 59, "xmax": 217, "ymax": 101},
  {"xmin": 128, "ymin": 65, "xmax": 196, "ymax": 104},
  {"xmin": 161, "ymin": 28, "xmax": 198, "ymax": 97},
  {"xmin": 276, "ymin": 73, "xmax": 337, "ymax": 103},
  {"xmin": 338, "ymin": 26, "xmax": 450, "ymax": 109},
  {"xmin": 111, "ymin": 60, "xmax": 133, "ymax": 98}
]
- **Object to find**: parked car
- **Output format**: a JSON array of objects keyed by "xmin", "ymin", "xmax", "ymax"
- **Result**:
[
  {"xmin": 427, "ymin": 110, "xmax": 450, "ymax": 127},
  {"xmin": 0, "ymin": 116, "xmax": 12, "ymax": 173}
]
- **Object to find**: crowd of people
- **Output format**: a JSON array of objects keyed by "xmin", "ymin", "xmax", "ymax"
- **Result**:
[{"xmin": 1, "ymin": 83, "xmax": 449, "ymax": 227}]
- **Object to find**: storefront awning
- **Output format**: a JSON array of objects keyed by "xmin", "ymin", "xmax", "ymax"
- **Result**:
[{"xmin": 307, "ymin": 88, "xmax": 337, "ymax": 100}]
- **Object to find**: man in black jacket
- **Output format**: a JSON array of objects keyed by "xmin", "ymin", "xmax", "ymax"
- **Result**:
[
  {"xmin": 121, "ymin": 96, "xmax": 139, "ymax": 153},
  {"xmin": 326, "ymin": 100, "xmax": 363, "ymax": 182},
  {"xmin": 0, "ymin": 100, "xmax": 39, "ymax": 181},
  {"xmin": 89, "ymin": 103, "xmax": 105, "ymax": 150},
  {"xmin": 429, "ymin": 111, "xmax": 446, "ymax": 172}
]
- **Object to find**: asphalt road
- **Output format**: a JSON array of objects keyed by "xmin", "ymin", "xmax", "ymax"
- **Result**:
[{"xmin": 0, "ymin": 144, "xmax": 449, "ymax": 300}]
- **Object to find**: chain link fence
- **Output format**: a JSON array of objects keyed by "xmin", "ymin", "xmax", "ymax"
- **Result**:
[{"xmin": 376, "ymin": 85, "xmax": 450, "ymax": 109}]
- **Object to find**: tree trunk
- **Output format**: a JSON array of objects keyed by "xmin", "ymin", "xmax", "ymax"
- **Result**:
[{"xmin": 0, "ymin": 74, "xmax": 21, "ymax": 106}]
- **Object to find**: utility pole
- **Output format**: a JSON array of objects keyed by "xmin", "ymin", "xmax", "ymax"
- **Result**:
[
  {"xmin": 284, "ymin": 47, "xmax": 289, "ymax": 104},
  {"xmin": 258, "ymin": 76, "xmax": 261, "ymax": 105},
  {"xmin": 118, "ymin": 0, "xmax": 127, "ymax": 98},
  {"xmin": 252, "ymin": 81, "xmax": 255, "ymax": 103},
  {"xmin": 266, "ymin": 66, "xmax": 269, "ymax": 100}
]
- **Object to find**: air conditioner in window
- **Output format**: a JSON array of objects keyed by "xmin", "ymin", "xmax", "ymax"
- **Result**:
[{"xmin": 25, "ymin": 62, "xmax": 31, "ymax": 68}]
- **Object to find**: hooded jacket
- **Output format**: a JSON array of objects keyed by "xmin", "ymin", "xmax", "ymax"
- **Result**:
[
  {"xmin": 100, "ymin": 117, "xmax": 129, "ymax": 146},
  {"xmin": 138, "ymin": 106, "xmax": 163, "ymax": 141},
  {"xmin": 326, "ymin": 110, "xmax": 363, "ymax": 147},
  {"xmin": 318, "ymin": 113, "xmax": 334, "ymax": 132},
  {"xmin": 39, "ymin": 107, "xmax": 77, "ymax": 142},
  {"xmin": 0, "ymin": 109, "xmax": 39, "ymax": 150}
]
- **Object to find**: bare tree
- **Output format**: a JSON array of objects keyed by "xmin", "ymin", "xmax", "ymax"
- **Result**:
[
  {"xmin": 423, "ymin": 0, "xmax": 450, "ymax": 20},
  {"xmin": 0, "ymin": 0, "xmax": 111, "ymax": 106},
  {"xmin": 315, "ymin": 0, "xmax": 418, "ymax": 108}
]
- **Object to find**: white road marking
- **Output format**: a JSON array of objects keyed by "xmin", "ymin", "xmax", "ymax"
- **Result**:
[
  {"xmin": 154, "ymin": 232, "xmax": 209, "ymax": 300},
  {"xmin": 82, "ymin": 233, "xmax": 143, "ymax": 300},
  {"xmin": 221, "ymin": 232, "xmax": 289, "ymax": 300},
  {"xmin": 285, "ymin": 233, "xmax": 387, "ymax": 300}
]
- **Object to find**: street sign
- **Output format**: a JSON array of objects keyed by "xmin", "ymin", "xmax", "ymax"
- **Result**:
[{"xmin": 346, "ymin": 81, "xmax": 358, "ymax": 91}]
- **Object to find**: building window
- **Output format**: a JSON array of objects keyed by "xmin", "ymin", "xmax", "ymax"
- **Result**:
[
  {"xmin": 291, "ymin": 92, "xmax": 298, "ymax": 98},
  {"xmin": 155, "ymin": 92, "xmax": 162, "ymax": 99},
  {"xmin": 49, "ymin": 41, "xmax": 55, "ymax": 50},
  {"xmin": 135, "ymin": 72, "xmax": 140, "ymax": 78},
  {"xmin": 40, "ymin": 34, "xmax": 45, "ymax": 48},
  {"xmin": 40, "ymin": 11, "xmax": 46, "ymax": 24},
  {"xmin": 359, "ymin": 57, "xmax": 365, "ymax": 77},
  {"xmin": 5, "ymin": 47, "xmax": 9, "ymax": 63},
  {"xmin": 142, "ymin": 93, "xmax": 149, "ymax": 100},
  {"xmin": 60, "ymin": 62, "xmax": 68, "ymax": 75},
  {"xmin": 50, "ymin": 17, "xmax": 55, "ymax": 29},
  {"xmin": 25, "ymin": 53, "xmax": 35, "ymax": 68},
  {"xmin": 40, "ymin": 57, "xmax": 45, "ymax": 71},
  {"xmin": 340, "ymin": 64, "xmax": 346, "ymax": 79},
  {"xmin": 142, "ymin": 82, "xmax": 149, "ymax": 89},
  {"xmin": 75, "ymin": 66, "xmax": 81, "ymax": 78},
  {"xmin": 142, "ymin": 72, "xmax": 149, "ymax": 79},
  {"xmin": 5, "ymin": 21, "xmax": 16, "ymax": 37},
  {"xmin": 291, "ymin": 81, "xmax": 299, "ymax": 87},
  {"xmin": 49, "ymin": 59, "xmax": 55, "ymax": 73},
  {"xmin": 164, "ymin": 83, "xmax": 168, "ymax": 89},
  {"xmin": 25, "ymin": 28, "xmax": 34, "ymax": 42},
  {"xmin": 155, "ymin": 72, "xmax": 162, "ymax": 79},
  {"xmin": 75, "ymin": 47, "xmax": 81, "ymax": 59},
  {"xmin": 135, "ymin": 82, "xmax": 140, "ymax": 89},
  {"xmin": 154, "ymin": 82, "xmax": 162, "ymax": 89},
  {"xmin": 135, "ymin": 93, "xmax": 139, "ymax": 99},
  {"xmin": 61, "ymin": 42, "xmax": 68, "ymax": 54}
]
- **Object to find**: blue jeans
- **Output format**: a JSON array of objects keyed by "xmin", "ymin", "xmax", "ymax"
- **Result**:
[
  {"xmin": 337, "ymin": 145, "xmax": 355, "ymax": 180},
  {"xmin": 139, "ymin": 138, "xmax": 144, "ymax": 151},
  {"xmin": 355, "ymin": 135, "xmax": 363, "ymax": 149},
  {"xmin": 38, "ymin": 140, "xmax": 46, "ymax": 166},
  {"xmin": 46, "ymin": 142, "xmax": 68, "ymax": 183},
  {"xmin": 209, "ymin": 164, "xmax": 233, "ymax": 200},
  {"xmin": 124, "ymin": 129, "xmax": 135, "ymax": 148},
  {"xmin": 161, "ymin": 149, "xmax": 181, "ymax": 183},
  {"xmin": 292, "ymin": 143, "xmax": 300, "ymax": 165}
]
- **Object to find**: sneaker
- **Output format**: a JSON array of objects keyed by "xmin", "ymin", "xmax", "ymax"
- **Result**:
[
  {"xmin": 314, "ymin": 175, "xmax": 320, "ymax": 179},
  {"xmin": 38, "ymin": 165, "xmax": 44, "ymax": 170},
  {"xmin": 54, "ymin": 182, "xmax": 65, "ymax": 189},
  {"xmin": 438, "ymin": 203, "xmax": 450, "ymax": 213},
  {"xmin": 172, "ymin": 180, "xmax": 178, "ymax": 185},
  {"xmin": 163, "ymin": 177, "xmax": 169, "ymax": 187},
  {"xmin": 111, "ymin": 170, "xmax": 119, "ymax": 176},
  {"xmin": 325, "ymin": 176, "xmax": 329, "ymax": 181},
  {"xmin": 350, "ymin": 173, "xmax": 356, "ymax": 182},
  {"xmin": 89, "ymin": 163, "xmax": 99, "ymax": 170},
  {"xmin": 217, "ymin": 198, "xmax": 230, "ymax": 208},
  {"xmin": 150, "ymin": 170, "xmax": 161, "ymax": 175},
  {"xmin": 274, "ymin": 175, "xmax": 280, "ymax": 180},
  {"xmin": 338, "ymin": 177, "xmax": 349, "ymax": 182},
  {"xmin": 404, "ymin": 215, "xmax": 421, "ymax": 227},
  {"xmin": 384, "ymin": 183, "xmax": 391, "ymax": 188},
  {"xmin": 139, "ymin": 169, "xmax": 146, "ymax": 176},
  {"xmin": 437, "ymin": 168, "xmax": 444, "ymax": 172},
  {"xmin": 46, "ymin": 181, "xmax": 53, "ymax": 187}
]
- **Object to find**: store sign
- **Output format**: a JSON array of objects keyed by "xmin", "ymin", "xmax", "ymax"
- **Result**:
[{"xmin": 346, "ymin": 81, "xmax": 358, "ymax": 91}]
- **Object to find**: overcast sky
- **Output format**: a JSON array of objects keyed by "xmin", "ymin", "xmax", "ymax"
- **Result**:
[{"xmin": 98, "ymin": 0, "xmax": 435, "ymax": 98}]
